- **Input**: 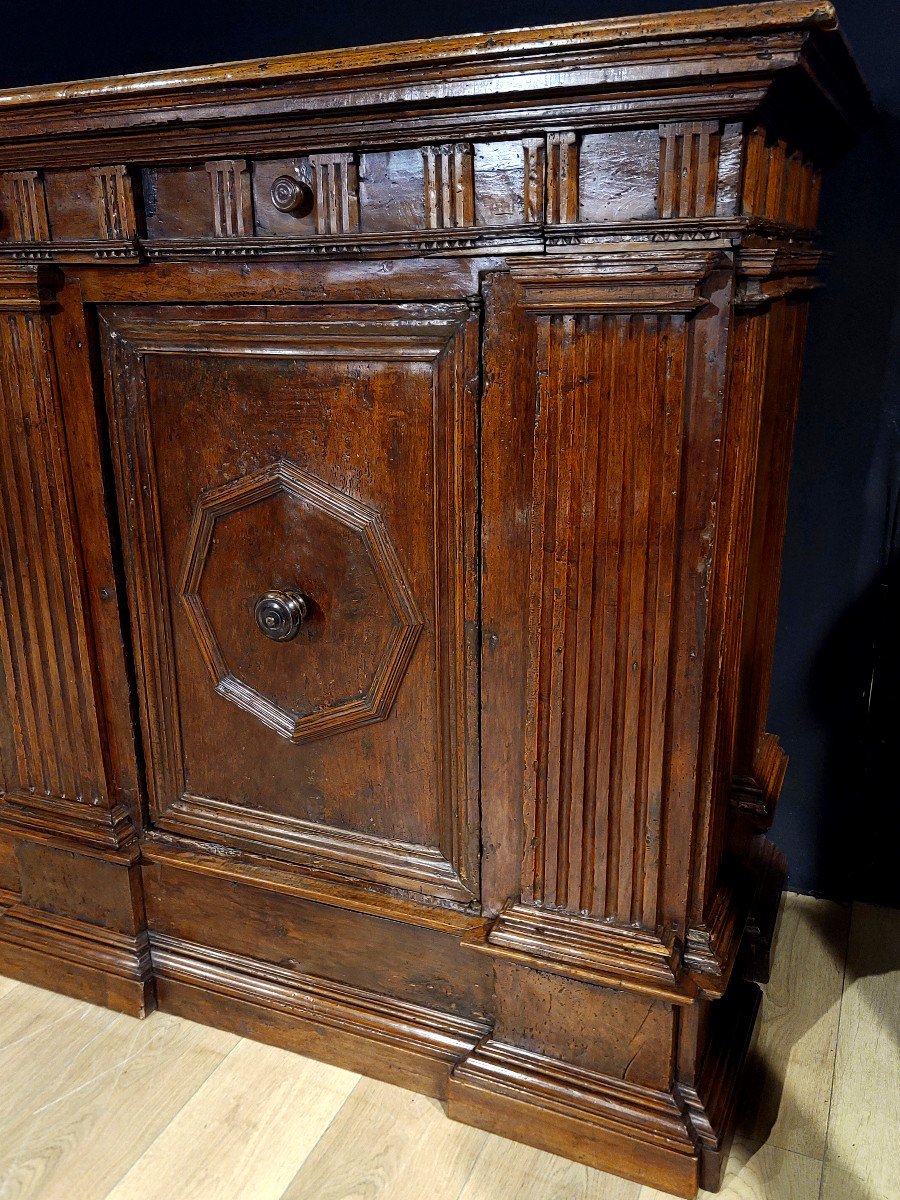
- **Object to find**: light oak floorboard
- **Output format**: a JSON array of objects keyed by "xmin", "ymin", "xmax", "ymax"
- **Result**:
[
  {"xmin": 0, "ymin": 1002, "xmax": 238, "ymax": 1200},
  {"xmin": 104, "ymin": 1038, "xmax": 359, "ymax": 1200},
  {"xmin": 819, "ymin": 1161, "xmax": 899, "ymax": 1200},
  {"xmin": 282, "ymin": 1076, "xmax": 487, "ymax": 1200},
  {"xmin": 0, "ymin": 984, "xmax": 125, "ymax": 1126},
  {"xmin": 0, "ymin": 975, "xmax": 18, "ymax": 1000},
  {"xmin": 458, "ymin": 1136, "xmax": 642, "ymax": 1200},
  {"xmin": 820, "ymin": 902, "xmax": 900, "ymax": 1200},
  {"xmin": 738, "ymin": 893, "xmax": 849, "ymax": 1158},
  {"xmin": 0, "ymin": 978, "xmax": 101, "ymax": 1055}
]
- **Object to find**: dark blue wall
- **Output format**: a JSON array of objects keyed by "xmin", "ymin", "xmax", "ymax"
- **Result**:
[
  {"xmin": 1, "ymin": 0, "xmax": 897, "ymax": 904},
  {"xmin": 768, "ymin": 0, "xmax": 900, "ymax": 905}
]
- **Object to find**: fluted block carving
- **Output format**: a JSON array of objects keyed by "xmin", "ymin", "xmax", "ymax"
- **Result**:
[
  {"xmin": 522, "ymin": 137, "xmax": 546, "ymax": 223},
  {"xmin": 91, "ymin": 165, "xmax": 138, "ymax": 240},
  {"xmin": 742, "ymin": 127, "xmax": 822, "ymax": 229},
  {"xmin": 6, "ymin": 172, "xmax": 50, "ymax": 242},
  {"xmin": 658, "ymin": 122, "xmax": 722, "ymax": 218},
  {"xmin": 423, "ymin": 144, "xmax": 475, "ymax": 230},
  {"xmin": 546, "ymin": 131, "xmax": 578, "ymax": 224},
  {"xmin": 309, "ymin": 152, "xmax": 360, "ymax": 235},
  {"xmin": 204, "ymin": 158, "xmax": 253, "ymax": 237}
]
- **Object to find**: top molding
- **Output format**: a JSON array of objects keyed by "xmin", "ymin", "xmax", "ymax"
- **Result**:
[
  {"xmin": 0, "ymin": 2, "xmax": 845, "ymax": 105},
  {"xmin": 0, "ymin": 2, "xmax": 871, "ymax": 168}
]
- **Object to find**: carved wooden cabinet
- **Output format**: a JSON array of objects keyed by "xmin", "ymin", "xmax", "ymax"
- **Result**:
[{"xmin": 0, "ymin": 3, "xmax": 869, "ymax": 1194}]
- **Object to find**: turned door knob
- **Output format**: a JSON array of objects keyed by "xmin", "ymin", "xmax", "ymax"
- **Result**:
[
  {"xmin": 270, "ymin": 175, "xmax": 314, "ymax": 216},
  {"xmin": 254, "ymin": 589, "xmax": 309, "ymax": 641}
]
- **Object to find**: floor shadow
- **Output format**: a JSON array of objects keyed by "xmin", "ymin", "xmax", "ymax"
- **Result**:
[{"xmin": 735, "ymin": 895, "xmax": 900, "ymax": 1200}]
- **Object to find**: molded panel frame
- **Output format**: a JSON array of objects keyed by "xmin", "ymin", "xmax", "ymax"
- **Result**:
[{"xmin": 100, "ymin": 301, "xmax": 481, "ymax": 907}]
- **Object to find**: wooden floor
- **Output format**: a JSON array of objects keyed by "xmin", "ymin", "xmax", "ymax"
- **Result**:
[{"xmin": 0, "ymin": 894, "xmax": 897, "ymax": 1200}]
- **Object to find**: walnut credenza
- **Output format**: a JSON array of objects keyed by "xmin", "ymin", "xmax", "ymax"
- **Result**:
[{"xmin": 0, "ymin": 3, "xmax": 869, "ymax": 1194}]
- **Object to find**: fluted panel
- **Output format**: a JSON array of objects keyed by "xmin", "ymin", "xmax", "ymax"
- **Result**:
[
  {"xmin": 7, "ymin": 172, "xmax": 49, "ymax": 242},
  {"xmin": 523, "ymin": 312, "xmax": 688, "ymax": 927},
  {"xmin": 423, "ymin": 144, "xmax": 474, "ymax": 230},
  {"xmin": 0, "ymin": 310, "xmax": 107, "ymax": 804},
  {"xmin": 92, "ymin": 165, "xmax": 138, "ymax": 240},
  {"xmin": 657, "ymin": 122, "xmax": 721, "ymax": 218},
  {"xmin": 309, "ymin": 152, "xmax": 360, "ymax": 235}
]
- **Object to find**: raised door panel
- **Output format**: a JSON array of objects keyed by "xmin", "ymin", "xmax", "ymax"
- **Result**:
[{"xmin": 102, "ymin": 302, "xmax": 479, "ymax": 905}]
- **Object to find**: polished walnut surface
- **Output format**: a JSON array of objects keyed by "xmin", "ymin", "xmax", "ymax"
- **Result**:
[{"xmin": 0, "ymin": 3, "xmax": 870, "ymax": 1196}]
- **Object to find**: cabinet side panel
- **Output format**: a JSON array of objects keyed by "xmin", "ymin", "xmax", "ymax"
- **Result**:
[
  {"xmin": 689, "ymin": 284, "xmax": 809, "ymax": 960},
  {"xmin": 735, "ymin": 298, "xmax": 809, "ymax": 788},
  {"xmin": 691, "ymin": 304, "xmax": 773, "ymax": 915}
]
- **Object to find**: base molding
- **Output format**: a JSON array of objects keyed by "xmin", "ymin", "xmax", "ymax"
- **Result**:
[
  {"xmin": 150, "ymin": 932, "xmax": 489, "ymax": 1099},
  {"xmin": 469, "ymin": 902, "xmax": 693, "ymax": 1002},
  {"xmin": 449, "ymin": 1039, "xmax": 700, "ymax": 1196},
  {"xmin": 685, "ymin": 836, "xmax": 788, "ymax": 990},
  {"xmin": 448, "ymin": 967, "xmax": 765, "ymax": 1198},
  {"xmin": 0, "ymin": 901, "xmax": 154, "ymax": 1016},
  {"xmin": 684, "ymin": 977, "xmax": 764, "ymax": 1191},
  {"xmin": 0, "ymin": 840, "xmax": 781, "ymax": 1195},
  {"xmin": 0, "ymin": 792, "xmax": 138, "ymax": 861}
]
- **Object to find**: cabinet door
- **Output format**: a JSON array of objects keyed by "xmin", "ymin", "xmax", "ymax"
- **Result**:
[{"xmin": 102, "ymin": 303, "xmax": 480, "ymax": 906}]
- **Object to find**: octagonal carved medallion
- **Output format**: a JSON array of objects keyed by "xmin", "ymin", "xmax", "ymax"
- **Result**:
[{"xmin": 178, "ymin": 459, "xmax": 423, "ymax": 742}]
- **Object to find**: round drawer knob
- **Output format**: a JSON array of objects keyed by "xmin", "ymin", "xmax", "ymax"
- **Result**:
[
  {"xmin": 254, "ymin": 589, "xmax": 309, "ymax": 642},
  {"xmin": 270, "ymin": 175, "xmax": 314, "ymax": 216}
]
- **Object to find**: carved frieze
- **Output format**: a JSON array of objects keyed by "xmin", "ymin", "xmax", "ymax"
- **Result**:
[{"xmin": 0, "ymin": 124, "xmax": 821, "ymax": 261}]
